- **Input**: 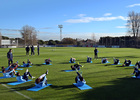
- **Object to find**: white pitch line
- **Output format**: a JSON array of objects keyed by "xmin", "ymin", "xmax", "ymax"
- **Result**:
[{"xmin": 1, "ymin": 84, "xmax": 33, "ymax": 100}]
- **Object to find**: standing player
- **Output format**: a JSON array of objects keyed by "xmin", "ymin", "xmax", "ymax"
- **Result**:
[
  {"xmin": 25, "ymin": 45, "xmax": 30, "ymax": 55},
  {"xmin": 7, "ymin": 49, "xmax": 13, "ymax": 66},
  {"xmin": 94, "ymin": 47, "xmax": 98, "ymax": 59},
  {"xmin": 37, "ymin": 44, "xmax": 40, "ymax": 55},
  {"xmin": 31, "ymin": 45, "xmax": 35, "ymax": 55}
]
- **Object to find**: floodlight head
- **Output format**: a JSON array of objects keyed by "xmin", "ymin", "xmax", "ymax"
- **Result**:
[{"xmin": 58, "ymin": 25, "xmax": 63, "ymax": 28}]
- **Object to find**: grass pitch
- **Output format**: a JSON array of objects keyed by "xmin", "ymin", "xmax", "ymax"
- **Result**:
[{"xmin": 0, "ymin": 47, "xmax": 140, "ymax": 100}]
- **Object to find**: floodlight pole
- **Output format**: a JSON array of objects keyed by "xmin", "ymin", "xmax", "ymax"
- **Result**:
[{"xmin": 58, "ymin": 25, "xmax": 63, "ymax": 41}]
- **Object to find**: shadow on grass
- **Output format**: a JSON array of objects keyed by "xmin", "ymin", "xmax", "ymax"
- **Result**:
[
  {"xmin": 79, "ymin": 61, "xmax": 87, "ymax": 63},
  {"xmin": 58, "ymin": 62, "xmax": 71, "ymax": 64},
  {"xmin": 105, "ymin": 64, "xmax": 112, "ymax": 66},
  {"xmin": 101, "ymin": 56, "xmax": 139, "ymax": 59},
  {"xmin": 118, "ymin": 56, "xmax": 140, "ymax": 59},
  {"xmin": 76, "ymin": 77, "xmax": 140, "ymax": 100},
  {"xmin": 12, "ymin": 84, "xmax": 35, "ymax": 91},
  {"xmin": 1, "ymin": 81, "xmax": 16, "ymax": 84},
  {"xmin": 34, "ymin": 64, "xmax": 43, "ymax": 66},
  {"xmin": 50, "ymin": 84, "xmax": 74, "ymax": 90},
  {"xmin": 94, "ymin": 62, "xmax": 103, "ymax": 64},
  {"xmin": 61, "ymin": 69, "xmax": 77, "ymax": 72},
  {"xmin": 14, "ymin": 55, "xmax": 27, "ymax": 57}
]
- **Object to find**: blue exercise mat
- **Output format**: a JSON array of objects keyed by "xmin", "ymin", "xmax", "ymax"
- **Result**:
[
  {"xmin": 63, "ymin": 69, "xmax": 80, "ymax": 72},
  {"xmin": 19, "ymin": 65, "xmax": 32, "ymax": 67},
  {"xmin": 0, "ymin": 76, "xmax": 16, "ymax": 79},
  {"xmin": 42, "ymin": 63, "xmax": 52, "ymax": 65},
  {"xmin": 124, "ymin": 64, "xmax": 135, "ymax": 67},
  {"xmin": 132, "ymin": 76, "xmax": 140, "ymax": 79},
  {"xmin": 0, "ymin": 71, "xmax": 18, "ymax": 73},
  {"xmin": 27, "ymin": 84, "xmax": 52, "ymax": 91},
  {"xmin": 87, "ymin": 61, "xmax": 92, "ymax": 63},
  {"xmin": 102, "ymin": 61, "xmax": 110, "ymax": 64},
  {"xmin": 7, "ymin": 79, "xmax": 32, "ymax": 85},
  {"xmin": 129, "ymin": 64, "xmax": 135, "ymax": 66},
  {"xmin": 69, "ymin": 61, "xmax": 76, "ymax": 63},
  {"xmin": 64, "ymin": 70, "xmax": 75, "ymax": 72},
  {"xmin": 16, "ymin": 68, "xmax": 23, "ymax": 70},
  {"xmin": 73, "ymin": 83, "xmax": 93, "ymax": 90}
]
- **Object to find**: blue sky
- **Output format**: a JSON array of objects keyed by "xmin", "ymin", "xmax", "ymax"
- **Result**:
[{"xmin": 0, "ymin": 0, "xmax": 140, "ymax": 41}]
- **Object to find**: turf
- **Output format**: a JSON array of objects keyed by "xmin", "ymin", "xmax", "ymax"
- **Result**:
[{"xmin": 0, "ymin": 47, "xmax": 140, "ymax": 100}]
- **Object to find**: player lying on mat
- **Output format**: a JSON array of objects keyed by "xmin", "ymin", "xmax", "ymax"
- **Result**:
[
  {"xmin": 113, "ymin": 58, "xmax": 120, "ymax": 65},
  {"xmin": 132, "ymin": 67, "xmax": 140, "ymax": 78},
  {"xmin": 2, "ymin": 68, "xmax": 16, "ymax": 78},
  {"xmin": 71, "ymin": 63, "xmax": 83, "ymax": 70},
  {"xmin": 70, "ymin": 57, "xmax": 76, "ymax": 63},
  {"xmin": 123, "ymin": 59, "xmax": 131, "ymax": 66},
  {"xmin": 15, "ymin": 69, "xmax": 35, "ymax": 82},
  {"xmin": 1, "ymin": 63, "xmax": 18, "ymax": 72},
  {"xmin": 21, "ymin": 59, "xmax": 32, "ymax": 67},
  {"xmin": 35, "ymin": 70, "xmax": 48, "ymax": 87},
  {"xmin": 87, "ymin": 56, "xmax": 92, "ymax": 63},
  {"xmin": 135, "ymin": 61, "xmax": 140, "ymax": 68},
  {"xmin": 75, "ymin": 69, "xmax": 86, "ymax": 86},
  {"xmin": 45, "ymin": 58, "xmax": 52, "ymax": 64},
  {"xmin": 102, "ymin": 58, "xmax": 108, "ymax": 63}
]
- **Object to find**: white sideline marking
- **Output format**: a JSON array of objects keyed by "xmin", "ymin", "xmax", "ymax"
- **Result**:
[{"xmin": 1, "ymin": 84, "xmax": 33, "ymax": 100}]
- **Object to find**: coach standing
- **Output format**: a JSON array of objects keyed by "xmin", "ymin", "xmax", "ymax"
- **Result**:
[
  {"xmin": 94, "ymin": 47, "xmax": 98, "ymax": 59},
  {"xmin": 7, "ymin": 49, "xmax": 13, "ymax": 66},
  {"xmin": 25, "ymin": 45, "xmax": 30, "ymax": 55},
  {"xmin": 37, "ymin": 44, "xmax": 40, "ymax": 55},
  {"xmin": 31, "ymin": 45, "xmax": 35, "ymax": 55}
]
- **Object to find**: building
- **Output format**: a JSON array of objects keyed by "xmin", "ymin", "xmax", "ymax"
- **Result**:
[
  {"xmin": 0, "ymin": 39, "xmax": 18, "ymax": 48},
  {"xmin": 99, "ymin": 36, "xmax": 140, "ymax": 48}
]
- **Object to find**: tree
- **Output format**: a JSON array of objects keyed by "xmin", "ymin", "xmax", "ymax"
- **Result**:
[
  {"xmin": 20, "ymin": 25, "xmax": 37, "ymax": 46},
  {"xmin": 92, "ymin": 33, "xmax": 96, "ymax": 42},
  {"xmin": 127, "ymin": 11, "xmax": 140, "ymax": 37},
  {"xmin": 0, "ymin": 32, "xmax": 1, "ymax": 46},
  {"xmin": 38, "ymin": 40, "xmax": 44, "ymax": 45},
  {"xmin": 61, "ymin": 38, "xmax": 76, "ymax": 45},
  {"xmin": 2, "ymin": 36, "xmax": 9, "ymax": 39},
  {"xmin": 55, "ymin": 40, "xmax": 60, "ymax": 44},
  {"xmin": 127, "ymin": 11, "xmax": 140, "ymax": 47},
  {"xmin": 44, "ymin": 41, "xmax": 48, "ymax": 45},
  {"xmin": 48, "ymin": 40, "xmax": 56, "ymax": 45}
]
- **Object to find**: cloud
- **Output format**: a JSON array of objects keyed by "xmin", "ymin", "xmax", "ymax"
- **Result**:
[
  {"xmin": 38, "ymin": 31, "xmax": 56, "ymax": 34},
  {"xmin": 116, "ymin": 26, "xmax": 126, "ymax": 28},
  {"xmin": 104, "ymin": 13, "xmax": 112, "ymax": 16},
  {"xmin": 127, "ymin": 3, "xmax": 140, "ymax": 8},
  {"xmin": 65, "ymin": 14, "xmax": 127, "ymax": 23},
  {"xmin": 39, "ymin": 27, "xmax": 52, "ymax": 29},
  {"xmin": 95, "ymin": 32, "xmax": 126, "ymax": 38},
  {"xmin": 78, "ymin": 14, "xmax": 86, "ymax": 17},
  {"xmin": 0, "ymin": 29, "xmax": 21, "ymax": 32},
  {"xmin": 63, "ymin": 32, "xmax": 127, "ymax": 40},
  {"xmin": 39, "ymin": 31, "xmax": 127, "ymax": 41}
]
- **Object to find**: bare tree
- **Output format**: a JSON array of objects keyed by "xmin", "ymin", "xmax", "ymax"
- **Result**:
[
  {"xmin": 20, "ymin": 25, "xmax": 37, "ymax": 46},
  {"xmin": 92, "ymin": 33, "xmax": 96, "ymax": 42},
  {"xmin": 127, "ymin": 11, "xmax": 140, "ymax": 37},
  {"xmin": 0, "ymin": 32, "xmax": 1, "ymax": 46}
]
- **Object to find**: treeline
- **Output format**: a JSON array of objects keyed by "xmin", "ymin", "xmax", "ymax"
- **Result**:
[
  {"xmin": 38, "ymin": 38, "xmax": 97, "ymax": 47},
  {"xmin": 1, "ymin": 36, "xmax": 97, "ymax": 47}
]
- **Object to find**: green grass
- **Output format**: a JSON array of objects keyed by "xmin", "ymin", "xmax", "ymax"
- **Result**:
[{"xmin": 0, "ymin": 47, "xmax": 140, "ymax": 100}]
